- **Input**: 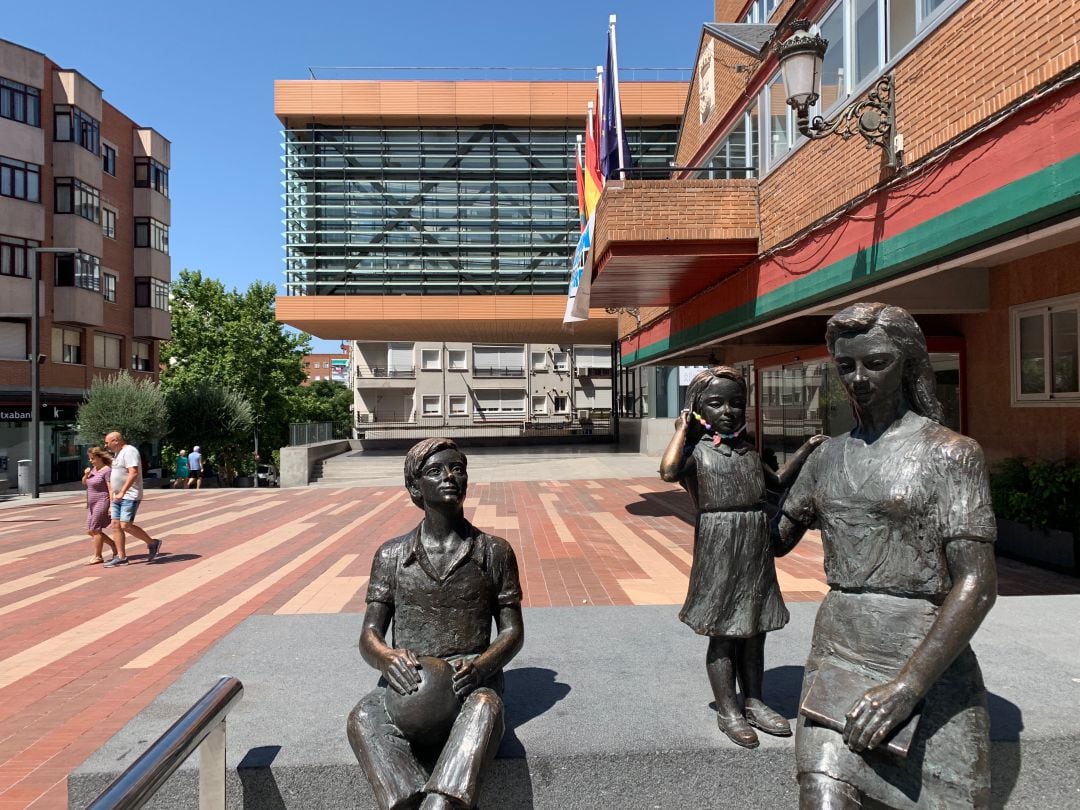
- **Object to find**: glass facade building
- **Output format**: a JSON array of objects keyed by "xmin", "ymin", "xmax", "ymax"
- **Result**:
[{"xmin": 282, "ymin": 124, "xmax": 678, "ymax": 296}]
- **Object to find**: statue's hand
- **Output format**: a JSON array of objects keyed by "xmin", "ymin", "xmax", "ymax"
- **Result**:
[
  {"xmin": 808, "ymin": 434, "xmax": 828, "ymax": 448},
  {"xmin": 450, "ymin": 658, "xmax": 482, "ymax": 699},
  {"xmin": 382, "ymin": 648, "xmax": 421, "ymax": 695},
  {"xmin": 843, "ymin": 679, "xmax": 920, "ymax": 753}
]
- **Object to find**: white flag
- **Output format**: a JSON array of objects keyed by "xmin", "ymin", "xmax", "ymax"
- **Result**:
[{"xmin": 563, "ymin": 215, "xmax": 594, "ymax": 323}]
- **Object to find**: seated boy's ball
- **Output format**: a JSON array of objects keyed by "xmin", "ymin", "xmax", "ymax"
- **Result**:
[{"xmin": 385, "ymin": 656, "xmax": 461, "ymax": 744}]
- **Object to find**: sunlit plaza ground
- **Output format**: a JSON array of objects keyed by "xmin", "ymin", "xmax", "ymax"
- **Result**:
[{"xmin": 1, "ymin": 450, "xmax": 1078, "ymax": 808}]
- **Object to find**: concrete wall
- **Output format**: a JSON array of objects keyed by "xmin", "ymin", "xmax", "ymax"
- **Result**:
[{"xmin": 279, "ymin": 439, "xmax": 353, "ymax": 488}]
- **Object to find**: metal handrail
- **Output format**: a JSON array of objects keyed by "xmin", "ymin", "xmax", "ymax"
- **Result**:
[{"xmin": 86, "ymin": 676, "xmax": 243, "ymax": 810}]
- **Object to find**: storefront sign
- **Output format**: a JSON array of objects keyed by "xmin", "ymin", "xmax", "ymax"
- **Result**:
[
  {"xmin": 678, "ymin": 366, "xmax": 709, "ymax": 386},
  {"xmin": 0, "ymin": 403, "xmax": 80, "ymax": 422}
]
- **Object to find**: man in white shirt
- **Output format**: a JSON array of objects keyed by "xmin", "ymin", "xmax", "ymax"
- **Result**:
[{"xmin": 103, "ymin": 431, "xmax": 162, "ymax": 567}]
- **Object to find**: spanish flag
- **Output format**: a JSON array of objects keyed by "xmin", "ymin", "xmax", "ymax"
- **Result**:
[{"xmin": 582, "ymin": 96, "xmax": 604, "ymax": 219}]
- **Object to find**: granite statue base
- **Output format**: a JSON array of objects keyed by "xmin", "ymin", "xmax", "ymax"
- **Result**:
[{"xmin": 68, "ymin": 598, "xmax": 1080, "ymax": 808}]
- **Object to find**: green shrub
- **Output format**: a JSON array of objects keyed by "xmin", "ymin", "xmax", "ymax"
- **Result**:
[{"xmin": 990, "ymin": 456, "xmax": 1080, "ymax": 534}]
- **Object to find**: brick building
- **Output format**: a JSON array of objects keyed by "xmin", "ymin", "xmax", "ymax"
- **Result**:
[
  {"xmin": 593, "ymin": 0, "xmax": 1080, "ymax": 465},
  {"xmin": 0, "ymin": 40, "xmax": 171, "ymax": 485},
  {"xmin": 301, "ymin": 351, "xmax": 349, "ymax": 384}
]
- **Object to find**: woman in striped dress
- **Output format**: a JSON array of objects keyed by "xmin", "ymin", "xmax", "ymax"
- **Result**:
[{"xmin": 83, "ymin": 446, "xmax": 117, "ymax": 564}]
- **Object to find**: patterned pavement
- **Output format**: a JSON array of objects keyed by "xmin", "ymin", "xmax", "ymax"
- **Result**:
[{"xmin": 0, "ymin": 481, "xmax": 1076, "ymax": 808}]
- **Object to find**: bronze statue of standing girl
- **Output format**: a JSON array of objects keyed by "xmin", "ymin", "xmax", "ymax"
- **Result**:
[{"xmin": 660, "ymin": 366, "xmax": 822, "ymax": 748}]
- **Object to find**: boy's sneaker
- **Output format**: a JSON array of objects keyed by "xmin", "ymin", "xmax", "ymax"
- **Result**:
[
  {"xmin": 104, "ymin": 556, "xmax": 129, "ymax": 568},
  {"xmin": 147, "ymin": 539, "xmax": 162, "ymax": 562}
]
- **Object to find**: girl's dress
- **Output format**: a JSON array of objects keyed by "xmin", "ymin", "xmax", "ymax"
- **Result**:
[
  {"xmin": 676, "ymin": 435, "xmax": 789, "ymax": 638},
  {"xmin": 85, "ymin": 466, "xmax": 112, "ymax": 531},
  {"xmin": 784, "ymin": 410, "xmax": 995, "ymax": 808}
]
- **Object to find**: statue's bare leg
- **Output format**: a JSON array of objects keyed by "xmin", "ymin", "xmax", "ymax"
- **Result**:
[{"xmin": 799, "ymin": 772, "xmax": 862, "ymax": 809}]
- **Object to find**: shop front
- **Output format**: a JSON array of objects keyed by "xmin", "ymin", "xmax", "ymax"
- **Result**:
[{"xmin": 0, "ymin": 399, "xmax": 86, "ymax": 487}]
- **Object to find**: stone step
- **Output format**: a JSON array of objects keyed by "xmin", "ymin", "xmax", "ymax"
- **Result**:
[{"xmin": 69, "ymin": 599, "xmax": 1079, "ymax": 808}]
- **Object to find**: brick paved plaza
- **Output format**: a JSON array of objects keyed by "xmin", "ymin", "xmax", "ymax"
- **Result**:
[{"xmin": 1, "ymin": 472, "xmax": 1077, "ymax": 808}]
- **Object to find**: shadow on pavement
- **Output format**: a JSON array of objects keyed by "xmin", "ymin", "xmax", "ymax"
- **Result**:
[{"xmin": 624, "ymin": 490, "xmax": 695, "ymax": 525}]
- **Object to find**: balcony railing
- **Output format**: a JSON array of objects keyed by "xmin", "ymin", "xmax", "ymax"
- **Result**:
[
  {"xmin": 619, "ymin": 164, "xmax": 757, "ymax": 180},
  {"xmin": 472, "ymin": 366, "xmax": 525, "ymax": 378},
  {"xmin": 356, "ymin": 366, "xmax": 416, "ymax": 379}
]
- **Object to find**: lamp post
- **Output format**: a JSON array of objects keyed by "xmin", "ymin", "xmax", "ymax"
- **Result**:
[
  {"xmin": 777, "ymin": 19, "xmax": 902, "ymax": 169},
  {"xmin": 27, "ymin": 247, "xmax": 79, "ymax": 499}
]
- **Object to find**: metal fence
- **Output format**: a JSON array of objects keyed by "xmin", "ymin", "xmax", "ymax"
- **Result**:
[
  {"xmin": 289, "ymin": 421, "xmax": 337, "ymax": 446},
  {"xmin": 354, "ymin": 413, "xmax": 613, "ymax": 441}
]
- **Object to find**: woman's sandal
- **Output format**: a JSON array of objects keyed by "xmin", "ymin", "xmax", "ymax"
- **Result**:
[
  {"xmin": 717, "ymin": 711, "xmax": 760, "ymax": 749},
  {"xmin": 87, "ymin": 556, "xmax": 104, "ymax": 565}
]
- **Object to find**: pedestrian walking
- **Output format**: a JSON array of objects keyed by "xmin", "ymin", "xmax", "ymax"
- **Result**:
[
  {"xmin": 187, "ymin": 445, "xmax": 204, "ymax": 490},
  {"xmin": 82, "ymin": 446, "xmax": 117, "ymax": 565},
  {"xmin": 103, "ymin": 431, "xmax": 163, "ymax": 567},
  {"xmin": 172, "ymin": 449, "xmax": 189, "ymax": 488}
]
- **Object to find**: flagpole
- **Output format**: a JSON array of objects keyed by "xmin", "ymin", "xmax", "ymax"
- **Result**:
[
  {"xmin": 576, "ymin": 134, "xmax": 586, "ymax": 229},
  {"xmin": 609, "ymin": 14, "xmax": 627, "ymax": 180}
]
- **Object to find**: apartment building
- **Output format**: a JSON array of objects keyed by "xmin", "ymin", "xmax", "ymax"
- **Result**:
[
  {"xmin": 301, "ymin": 350, "xmax": 349, "ymax": 384},
  {"xmin": 0, "ymin": 39, "xmax": 171, "ymax": 485},
  {"xmin": 272, "ymin": 77, "xmax": 684, "ymax": 437},
  {"xmin": 591, "ymin": 0, "xmax": 1080, "ymax": 463}
]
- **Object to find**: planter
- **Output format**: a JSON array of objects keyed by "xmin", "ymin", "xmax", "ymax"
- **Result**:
[
  {"xmin": 995, "ymin": 518, "xmax": 1079, "ymax": 576},
  {"xmin": 234, "ymin": 476, "xmax": 254, "ymax": 488}
]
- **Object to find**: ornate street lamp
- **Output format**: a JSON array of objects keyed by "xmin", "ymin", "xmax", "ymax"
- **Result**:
[{"xmin": 777, "ymin": 19, "xmax": 902, "ymax": 169}]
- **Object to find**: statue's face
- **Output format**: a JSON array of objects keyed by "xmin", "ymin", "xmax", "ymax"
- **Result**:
[
  {"xmin": 413, "ymin": 448, "xmax": 468, "ymax": 507},
  {"xmin": 699, "ymin": 377, "xmax": 746, "ymax": 435},
  {"xmin": 832, "ymin": 326, "xmax": 904, "ymax": 409}
]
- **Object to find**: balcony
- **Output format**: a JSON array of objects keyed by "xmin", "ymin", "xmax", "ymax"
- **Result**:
[
  {"xmin": 590, "ymin": 177, "xmax": 760, "ymax": 309},
  {"xmin": 134, "ymin": 306, "xmax": 171, "ymax": 340},
  {"xmin": 356, "ymin": 366, "xmax": 415, "ymax": 379},
  {"xmin": 53, "ymin": 285, "xmax": 103, "ymax": 327}
]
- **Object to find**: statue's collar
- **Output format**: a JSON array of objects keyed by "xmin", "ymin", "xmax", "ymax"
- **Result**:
[{"xmin": 402, "ymin": 522, "xmax": 485, "ymax": 583}]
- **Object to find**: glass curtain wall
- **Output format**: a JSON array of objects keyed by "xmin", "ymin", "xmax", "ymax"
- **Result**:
[{"xmin": 283, "ymin": 124, "xmax": 677, "ymax": 296}]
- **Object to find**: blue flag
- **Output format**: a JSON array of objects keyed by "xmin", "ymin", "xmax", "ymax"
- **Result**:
[{"xmin": 599, "ymin": 28, "xmax": 632, "ymax": 180}]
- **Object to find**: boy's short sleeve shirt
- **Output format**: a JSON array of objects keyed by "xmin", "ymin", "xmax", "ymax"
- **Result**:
[{"xmin": 366, "ymin": 523, "xmax": 522, "ymax": 659}]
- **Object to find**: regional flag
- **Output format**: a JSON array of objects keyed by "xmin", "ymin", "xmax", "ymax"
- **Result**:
[{"xmin": 563, "ymin": 215, "xmax": 594, "ymax": 323}]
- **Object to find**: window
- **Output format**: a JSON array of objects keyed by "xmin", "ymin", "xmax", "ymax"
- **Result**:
[
  {"xmin": 55, "ymin": 177, "xmax": 101, "ymax": 223},
  {"xmin": 102, "ymin": 207, "xmax": 117, "ymax": 239},
  {"xmin": 473, "ymin": 345, "xmax": 524, "ymax": 377},
  {"xmin": 449, "ymin": 395, "xmax": 468, "ymax": 416},
  {"xmin": 420, "ymin": 348, "xmax": 441, "ymax": 370},
  {"xmin": 574, "ymin": 347, "xmax": 613, "ymax": 372},
  {"xmin": 134, "ymin": 276, "xmax": 170, "ymax": 310},
  {"xmin": 132, "ymin": 341, "xmax": 151, "ymax": 371},
  {"xmin": 0, "ymin": 77, "xmax": 41, "ymax": 127},
  {"xmin": 388, "ymin": 342, "xmax": 414, "ymax": 376},
  {"xmin": 0, "ymin": 320, "xmax": 27, "ymax": 360},
  {"xmin": 700, "ymin": 111, "xmax": 757, "ymax": 179},
  {"xmin": 93, "ymin": 333, "xmax": 122, "ymax": 369},
  {"xmin": 532, "ymin": 395, "xmax": 547, "ymax": 415},
  {"xmin": 819, "ymin": 2, "xmax": 847, "ymax": 112},
  {"xmin": 54, "ymin": 105, "xmax": 99, "ymax": 154},
  {"xmin": 134, "ymin": 217, "xmax": 169, "ymax": 253},
  {"xmin": 55, "ymin": 252, "xmax": 101, "ymax": 292},
  {"xmin": 448, "ymin": 349, "xmax": 467, "ymax": 370},
  {"xmin": 473, "ymin": 389, "xmax": 526, "ymax": 416},
  {"xmin": 134, "ymin": 157, "xmax": 169, "ymax": 197},
  {"xmin": 0, "ymin": 235, "xmax": 38, "ymax": 277},
  {"xmin": 103, "ymin": 272, "xmax": 117, "ymax": 303},
  {"xmin": 0, "ymin": 156, "xmax": 41, "ymax": 202},
  {"xmin": 552, "ymin": 351, "xmax": 569, "ymax": 371},
  {"xmin": 764, "ymin": 73, "xmax": 794, "ymax": 168},
  {"xmin": 421, "ymin": 395, "xmax": 441, "ymax": 416},
  {"xmin": 531, "ymin": 351, "xmax": 547, "ymax": 371},
  {"xmin": 1012, "ymin": 294, "xmax": 1080, "ymax": 403},
  {"xmin": 553, "ymin": 395, "xmax": 569, "ymax": 414},
  {"xmin": 51, "ymin": 326, "xmax": 82, "ymax": 364},
  {"xmin": 102, "ymin": 142, "xmax": 117, "ymax": 175}
]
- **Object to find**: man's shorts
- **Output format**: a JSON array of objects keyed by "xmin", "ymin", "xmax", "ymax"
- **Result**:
[{"xmin": 110, "ymin": 499, "xmax": 140, "ymax": 523}]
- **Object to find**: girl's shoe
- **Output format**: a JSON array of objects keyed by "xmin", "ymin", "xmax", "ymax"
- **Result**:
[
  {"xmin": 744, "ymin": 698, "xmax": 793, "ymax": 737},
  {"xmin": 717, "ymin": 711, "xmax": 759, "ymax": 748}
]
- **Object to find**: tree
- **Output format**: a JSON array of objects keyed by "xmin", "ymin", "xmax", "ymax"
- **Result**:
[
  {"xmin": 161, "ymin": 269, "xmax": 310, "ymax": 456},
  {"xmin": 165, "ymin": 380, "xmax": 254, "ymax": 481},
  {"xmin": 287, "ymin": 380, "xmax": 353, "ymax": 438},
  {"xmin": 77, "ymin": 372, "xmax": 168, "ymax": 447}
]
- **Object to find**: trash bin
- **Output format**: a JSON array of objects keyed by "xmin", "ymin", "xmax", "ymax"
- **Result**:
[{"xmin": 17, "ymin": 459, "xmax": 32, "ymax": 495}]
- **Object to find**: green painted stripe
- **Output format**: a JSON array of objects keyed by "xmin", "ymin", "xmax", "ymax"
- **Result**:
[{"xmin": 624, "ymin": 152, "xmax": 1080, "ymax": 366}]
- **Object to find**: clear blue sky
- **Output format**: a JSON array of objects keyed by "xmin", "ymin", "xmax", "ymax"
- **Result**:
[{"xmin": 6, "ymin": 1, "xmax": 709, "ymax": 351}]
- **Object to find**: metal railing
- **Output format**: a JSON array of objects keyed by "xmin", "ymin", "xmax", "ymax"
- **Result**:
[
  {"xmin": 472, "ymin": 366, "xmax": 525, "ymax": 378},
  {"xmin": 87, "ymin": 676, "xmax": 243, "ymax": 810},
  {"xmin": 354, "ymin": 412, "xmax": 613, "ymax": 440},
  {"xmin": 289, "ymin": 421, "xmax": 337, "ymax": 445},
  {"xmin": 619, "ymin": 164, "xmax": 758, "ymax": 180},
  {"xmin": 355, "ymin": 366, "xmax": 416, "ymax": 379}
]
